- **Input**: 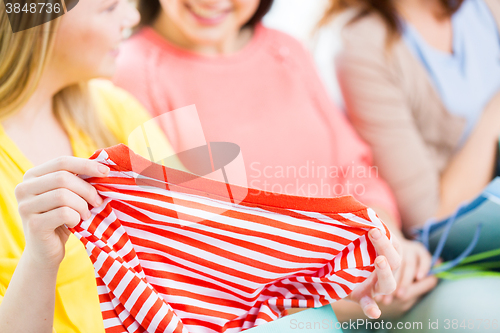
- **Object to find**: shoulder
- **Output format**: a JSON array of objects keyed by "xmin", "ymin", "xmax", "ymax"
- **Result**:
[
  {"xmin": 481, "ymin": 0, "xmax": 500, "ymax": 26},
  {"xmin": 256, "ymin": 24, "xmax": 324, "ymax": 82},
  {"xmin": 336, "ymin": 11, "xmax": 391, "ymax": 53},
  {"xmin": 258, "ymin": 24, "xmax": 312, "ymax": 58},
  {"xmin": 483, "ymin": 0, "xmax": 500, "ymax": 15}
]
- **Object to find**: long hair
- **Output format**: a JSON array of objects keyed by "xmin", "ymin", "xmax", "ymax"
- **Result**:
[
  {"xmin": 0, "ymin": 0, "xmax": 117, "ymax": 149},
  {"xmin": 138, "ymin": 0, "xmax": 274, "ymax": 29},
  {"xmin": 320, "ymin": 0, "xmax": 464, "ymax": 42}
]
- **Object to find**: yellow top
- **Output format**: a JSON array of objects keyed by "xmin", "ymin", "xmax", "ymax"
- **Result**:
[{"xmin": 0, "ymin": 79, "xmax": 183, "ymax": 332}]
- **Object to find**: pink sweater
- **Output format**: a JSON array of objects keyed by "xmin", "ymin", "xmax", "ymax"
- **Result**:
[{"xmin": 113, "ymin": 24, "xmax": 399, "ymax": 222}]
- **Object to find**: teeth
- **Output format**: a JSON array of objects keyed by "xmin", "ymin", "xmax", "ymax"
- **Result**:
[{"xmin": 189, "ymin": 5, "xmax": 228, "ymax": 19}]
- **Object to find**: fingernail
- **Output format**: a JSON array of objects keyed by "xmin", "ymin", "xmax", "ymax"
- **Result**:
[
  {"xmin": 370, "ymin": 228, "xmax": 382, "ymax": 240},
  {"xmin": 376, "ymin": 257, "xmax": 387, "ymax": 269},
  {"xmin": 98, "ymin": 165, "xmax": 110, "ymax": 175},
  {"xmin": 367, "ymin": 307, "xmax": 381, "ymax": 320},
  {"xmin": 95, "ymin": 195, "xmax": 103, "ymax": 206},
  {"xmin": 85, "ymin": 211, "xmax": 92, "ymax": 220}
]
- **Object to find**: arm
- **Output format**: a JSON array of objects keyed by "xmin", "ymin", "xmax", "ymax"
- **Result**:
[
  {"xmin": 437, "ymin": 92, "xmax": 500, "ymax": 218},
  {"xmin": 0, "ymin": 157, "xmax": 109, "ymax": 332},
  {"xmin": 0, "ymin": 253, "xmax": 58, "ymax": 332}
]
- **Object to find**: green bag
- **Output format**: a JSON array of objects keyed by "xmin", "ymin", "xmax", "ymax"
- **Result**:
[
  {"xmin": 245, "ymin": 305, "xmax": 343, "ymax": 332},
  {"xmin": 415, "ymin": 178, "xmax": 500, "ymax": 279}
]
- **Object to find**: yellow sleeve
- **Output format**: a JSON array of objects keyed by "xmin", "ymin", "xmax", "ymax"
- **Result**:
[{"xmin": 89, "ymin": 79, "xmax": 186, "ymax": 171}]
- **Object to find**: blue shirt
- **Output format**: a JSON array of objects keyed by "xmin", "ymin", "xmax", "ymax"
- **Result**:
[{"xmin": 402, "ymin": 0, "xmax": 500, "ymax": 146}]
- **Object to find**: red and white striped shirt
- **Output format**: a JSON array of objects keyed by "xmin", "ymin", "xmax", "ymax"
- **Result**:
[{"xmin": 71, "ymin": 144, "xmax": 391, "ymax": 333}]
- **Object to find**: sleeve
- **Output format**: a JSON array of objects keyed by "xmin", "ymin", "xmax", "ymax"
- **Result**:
[
  {"xmin": 291, "ymin": 33, "xmax": 401, "ymax": 225},
  {"xmin": 334, "ymin": 29, "xmax": 440, "ymax": 230},
  {"xmin": 89, "ymin": 79, "xmax": 186, "ymax": 172}
]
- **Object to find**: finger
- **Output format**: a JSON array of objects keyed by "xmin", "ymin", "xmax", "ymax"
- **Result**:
[
  {"xmin": 393, "ymin": 238, "xmax": 403, "ymax": 256},
  {"xmin": 360, "ymin": 296, "xmax": 381, "ymax": 319},
  {"xmin": 23, "ymin": 156, "xmax": 109, "ymax": 180},
  {"xmin": 373, "ymin": 256, "xmax": 397, "ymax": 296},
  {"xmin": 28, "ymin": 188, "xmax": 92, "ymax": 221},
  {"xmin": 382, "ymin": 294, "xmax": 393, "ymax": 305},
  {"xmin": 19, "ymin": 171, "xmax": 103, "ymax": 207},
  {"xmin": 384, "ymin": 258, "xmax": 405, "ymax": 305},
  {"xmin": 27, "ymin": 206, "xmax": 82, "ymax": 235},
  {"xmin": 369, "ymin": 228, "xmax": 401, "ymax": 271},
  {"xmin": 416, "ymin": 246, "xmax": 433, "ymax": 280},
  {"xmin": 403, "ymin": 275, "xmax": 438, "ymax": 301},
  {"xmin": 396, "ymin": 252, "xmax": 417, "ymax": 298}
]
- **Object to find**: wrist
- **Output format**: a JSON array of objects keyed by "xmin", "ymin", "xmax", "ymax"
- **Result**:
[{"xmin": 21, "ymin": 247, "xmax": 61, "ymax": 276}]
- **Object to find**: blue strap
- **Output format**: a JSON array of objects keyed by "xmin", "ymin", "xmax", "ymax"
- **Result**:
[
  {"xmin": 421, "ymin": 217, "xmax": 435, "ymax": 250},
  {"xmin": 429, "ymin": 206, "xmax": 462, "ymax": 269},
  {"xmin": 430, "ymin": 223, "xmax": 483, "ymax": 275},
  {"xmin": 420, "ymin": 203, "xmax": 483, "ymax": 275}
]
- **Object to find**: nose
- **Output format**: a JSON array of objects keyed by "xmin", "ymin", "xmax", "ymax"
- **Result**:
[{"xmin": 122, "ymin": 1, "xmax": 141, "ymax": 30}]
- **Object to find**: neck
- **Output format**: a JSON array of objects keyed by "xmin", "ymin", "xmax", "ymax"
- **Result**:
[
  {"xmin": 395, "ymin": 0, "xmax": 449, "ymax": 19},
  {"xmin": 151, "ymin": 11, "xmax": 253, "ymax": 55},
  {"xmin": 1, "ymin": 70, "xmax": 67, "ymax": 130}
]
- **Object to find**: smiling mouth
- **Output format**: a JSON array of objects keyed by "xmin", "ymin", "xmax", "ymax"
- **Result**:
[{"xmin": 185, "ymin": 3, "xmax": 232, "ymax": 24}]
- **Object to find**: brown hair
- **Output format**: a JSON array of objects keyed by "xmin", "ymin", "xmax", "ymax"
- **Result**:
[
  {"xmin": 321, "ymin": 0, "xmax": 464, "ymax": 42},
  {"xmin": 0, "ymin": 0, "xmax": 117, "ymax": 148},
  {"xmin": 138, "ymin": 0, "xmax": 274, "ymax": 29}
]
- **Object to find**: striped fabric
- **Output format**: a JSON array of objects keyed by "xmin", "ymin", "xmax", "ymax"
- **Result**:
[{"xmin": 71, "ymin": 144, "xmax": 391, "ymax": 333}]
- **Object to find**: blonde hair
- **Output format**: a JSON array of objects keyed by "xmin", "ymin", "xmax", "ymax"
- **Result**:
[{"xmin": 0, "ymin": 0, "xmax": 118, "ymax": 149}]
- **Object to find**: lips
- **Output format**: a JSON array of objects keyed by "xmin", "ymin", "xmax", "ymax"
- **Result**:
[{"xmin": 185, "ymin": 2, "xmax": 232, "ymax": 25}]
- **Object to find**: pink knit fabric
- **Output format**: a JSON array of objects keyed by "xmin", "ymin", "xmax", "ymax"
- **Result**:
[{"xmin": 113, "ymin": 24, "xmax": 400, "ymax": 225}]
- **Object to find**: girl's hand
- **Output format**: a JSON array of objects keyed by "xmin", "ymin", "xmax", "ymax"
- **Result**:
[
  {"xmin": 375, "ymin": 239, "xmax": 438, "ymax": 318},
  {"xmin": 346, "ymin": 228, "xmax": 401, "ymax": 319},
  {"xmin": 384, "ymin": 239, "xmax": 435, "ymax": 304},
  {"xmin": 15, "ymin": 156, "xmax": 109, "ymax": 270}
]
